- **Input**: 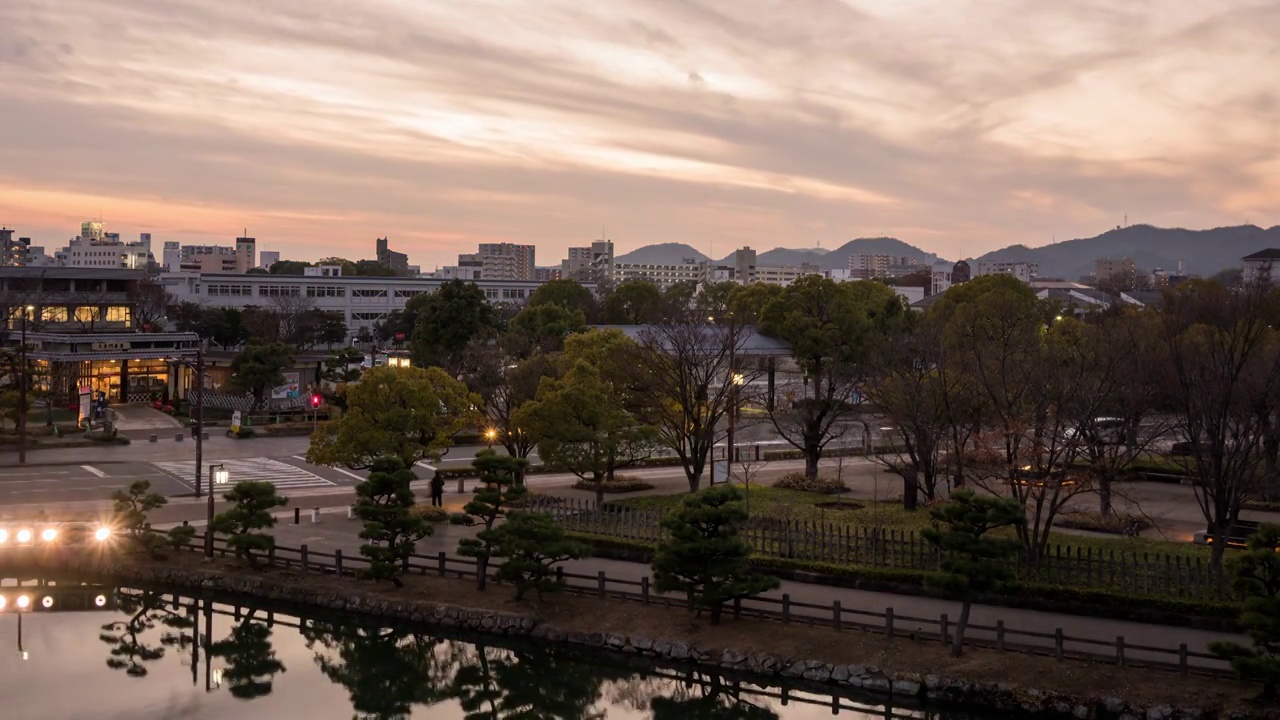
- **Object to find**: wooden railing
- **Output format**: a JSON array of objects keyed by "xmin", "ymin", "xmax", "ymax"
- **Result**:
[
  {"xmin": 173, "ymin": 531, "xmax": 1236, "ymax": 679},
  {"xmin": 520, "ymin": 497, "xmax": 1232, "ymax": 601}
]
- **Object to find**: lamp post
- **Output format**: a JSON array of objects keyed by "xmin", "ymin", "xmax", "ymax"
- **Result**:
[
  {"xmin": 206, "ymin": 463, "xmax": 228, "ymax": 558},
  {"xmin": 193, "ymin": 344, "xmax": 205, "ymax": 499},
  {"xmin": 17, "ymin": 305, "xmax": 32, "ymax": 465},
  {"xmin": 485, "ymin": 428, "xmax": 496, "ymax": 449}
]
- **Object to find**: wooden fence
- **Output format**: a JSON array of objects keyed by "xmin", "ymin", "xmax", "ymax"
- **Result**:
[
  {"xmin": 173, "ymin": 531, "xmax": 1233, "ymax": 678},
  {"xmin": 518, "ymin": 497, "xmax": 1231, "ymax": 602}
]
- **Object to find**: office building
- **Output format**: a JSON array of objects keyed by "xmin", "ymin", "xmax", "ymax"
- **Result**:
[
  {"xmin": 376, "ymin": 237, "xmax": 410, "ymax": 275},
  {"xmin": 259, "ymin": 250, "xmax": 280, "ymax": 270},
  {"xmin": 51, "ymin": 223, "xmax": 154, "ymax": 270},
  {"xmin": 561, "ymin": 240, "xmax": 614, "ymax": 281}
]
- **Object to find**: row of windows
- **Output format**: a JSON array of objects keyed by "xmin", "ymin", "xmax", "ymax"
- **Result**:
[
  {"xmin": 257, "ymin": 285, "xmax": 301, "ymax": 297},
  {"xmin": 6, "ymin": 306, "xmax": 131, "ymax": 325},
  {"xmin": 351, "ymin": 312, "xmax": 388, "ymax": 321},
  {"xmin": 352, "ymin": 289, "xmax": 387, "ymax": 298},
  {"xmin": 307, "ymin": 286, "xmax": 345, "ymax": 298},
  {"xmin": 207, "ymin": 284, "xmax": 252, "ymax": 296}
]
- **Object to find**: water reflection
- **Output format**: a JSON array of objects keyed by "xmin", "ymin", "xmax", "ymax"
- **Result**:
[{"xmin": 0, "ymin": 577, "xmax": 959, "ymax": 720}]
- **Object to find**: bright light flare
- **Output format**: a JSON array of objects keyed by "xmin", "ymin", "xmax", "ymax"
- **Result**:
[
  {"xmin": 94, "ymin": 527, "xmax": 112, "ymax": 542},
  {"xmin": 16, "ymin": 529, "xmax": 32, "ymax": 543},
  {"xmin": 16, "ymin": 595, "xmax": 30, "ymax": 610},
  {"xmin": 0, "ymin": 596, "xmax": 7, "ymax": 611},
  {"xmin": 41, "ymin": 596, "xmax": 53, "ymax": 609},
  {"xmin": 94, "ymin": 595, "xmax": 107, "ymax": 607},
  {"xmin": 40, "ymin": 528, "xmax": 58, "ymax": 542},
  {"xmin": 0, "ymin": 529, "xmax": 7, "ymax": 544}
]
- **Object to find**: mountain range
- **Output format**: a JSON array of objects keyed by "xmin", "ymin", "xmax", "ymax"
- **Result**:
[{"xmin": 613, "ymin": 225, "xmax": 1280, "ymax": 279}]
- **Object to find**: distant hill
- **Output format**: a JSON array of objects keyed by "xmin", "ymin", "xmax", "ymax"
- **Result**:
[
  {"xmin": 619, "ymin": 237, "xmax": 937, "ymax": 271},
  {"xmin": 969, "ymin": 225, "xmax": 1280, "ymax": 279},
  {"xmin": 614, "ymin": 243, "xmax": 708, "ymax": 265}
]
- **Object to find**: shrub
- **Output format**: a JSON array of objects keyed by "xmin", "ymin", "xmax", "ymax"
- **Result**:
[
  {"xmin": 233, "ymin": 427, "xmax": 256, "ymax": 439},
  {"xmin": 1058, "ymin": 511, "xmax": 1152, "ymax": 534},
  {"xmin": 571, "ymin": 476, "xmax": 655, "ymax": 493},
  {"xmin": 772, "ymin": 472, "xmax": 848, "ymax": 494},
  {"xmin": 410, "ymin": 504, "xmax": 450, "ymax": 522}
]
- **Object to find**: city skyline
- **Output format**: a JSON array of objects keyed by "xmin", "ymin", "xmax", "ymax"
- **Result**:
[{"xmin": 2, "ymin": 1, "xmax": 1278, "ymax": 269}]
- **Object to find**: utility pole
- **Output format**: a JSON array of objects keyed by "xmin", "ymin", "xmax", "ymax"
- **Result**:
[
  {"xmin": 194, "ymin": 344, "xmax": 205, "ymax": 499},
  {"xmin": 18, "ymin": 306, "xmax": 29, "ymax": 464}
]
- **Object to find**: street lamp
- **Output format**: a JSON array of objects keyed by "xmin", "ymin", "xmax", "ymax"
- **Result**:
[
  {"xmin": 205, "ymin": 464, "xmax": 229, "ymax": 558},
  {"xmin": 18, "ymin": 304, "xmax": 33, "ymax": 464},
  {"xmin": 485, "ymin": 428, "xmax": 497, "ymax": 448}
]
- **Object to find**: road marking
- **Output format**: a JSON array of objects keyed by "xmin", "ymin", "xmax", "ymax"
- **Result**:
[
  {"xmin": 0, "ymin": 479, "xmax": 60, "ymax": 485},
  {"xmin": 81, "ymin": 465, "xmax": 107, "ymax": 478},
  {"xmin": 155, "ymin": 458, "xmax": 338, "ymax": 491},
  {"xmin": 0, "ymin": 472, "xmax": 70, "ymax": 479},
  {"xmin": 293, "ymin": 456, "xmax": 364, "ymax": 483},
  {"xmin": 11, "ymin": 485, "xmax": 126, "ymax": 494}
]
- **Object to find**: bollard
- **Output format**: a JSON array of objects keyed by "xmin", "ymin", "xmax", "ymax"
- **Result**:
[
  {"xmin": 175, "ymin": 433, "xmax": 184, "ymax": 442},
  {"xmin": 347, "ymin": 505, "xmax": 354, "ymax": 520},
  {"xmin": 456, "ymin": 477, "xmax": 465, "ymax": 493},
  {"xmin": 149, "ymin": 434, "xmax": 158, "ymax": 443},
  {"xmin": 311, "ymin": 507, "xmax": 320, "ymax": 524},
  {"xmin": 293, "ymin": 507, "xmax": 300, "ymax": 525}
]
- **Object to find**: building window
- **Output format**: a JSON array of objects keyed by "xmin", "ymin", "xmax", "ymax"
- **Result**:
[
  {"xmin": 73, "ymin": 306, "xmax": 101, "ymax": 323},
  {"xmin": 351, "ymin": 312, "xmax": 387, "ymax": 321},
  {"xmin": 501, "ymin": 288, "xmax": 526, "ymax": 300},
  {"xmin": 394, "ymin": 289, "xmax": 426, "ymax": 299},
  {"xmin": 206, "ymin": 284, "xmax": 251, "ymax": 296},
  {"xmin": 485, "ymin": 288, "xmax": 498, "ymax": 299},
  {"xmin": 258, "ymin": 285, "xmax": 300, "ymax": 297},
  {"xmin": 306, "ymin": 286, "xmax": 345, "ymax": 298},
  {"xmin": 352, "ymin": 288, "xmax": 387, "ymax": 298},
  {"xmin": 41, "ymin": 307, "xmax": 69, "ymax": 323},
  {"xmin": 105, "ymin": 306, "xmax": 132, "ymax": 324}
]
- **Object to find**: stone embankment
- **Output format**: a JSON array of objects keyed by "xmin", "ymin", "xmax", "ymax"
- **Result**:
[{"xmin": 26, "ymin": 556, "xmax": 1264, "ymax": 720}]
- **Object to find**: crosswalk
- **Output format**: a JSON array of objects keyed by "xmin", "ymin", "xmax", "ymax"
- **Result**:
[{"xmin": 152, "ymin": 457, "xmax": 338, "ymax": 492}]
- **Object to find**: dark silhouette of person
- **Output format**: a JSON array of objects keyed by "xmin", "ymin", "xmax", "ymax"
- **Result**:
[{"xmin": 429, "ymin": 475, "xmax": 444, "ymax": 507}]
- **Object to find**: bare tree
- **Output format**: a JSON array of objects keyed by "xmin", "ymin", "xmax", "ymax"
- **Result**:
[
  {"xmin": 270, "ymin": 294, "xmax": 318, "ymax": 348},
  {"xmin": 463, "ymin": 343, "xmax": 551, "ymax": 484},
  {"xmin": 1159, "ymin": 279, "xmax": 1280, "ymax": 568},
  {"xmin": 950, "ymin": 288, "xmax": 1098, "ymax": 562},
  {"xmin": 634, "ymin": 320, "xmax": 761, "ymax": 493},
  {"xmin": 128, "ymin": 278, "xmax": 172, "ymax": 332}
]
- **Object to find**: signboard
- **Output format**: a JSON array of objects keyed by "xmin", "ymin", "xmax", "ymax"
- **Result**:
[
  {"xmin": 230, "ymin": 411, "xmax": 242, "ymax": 433},
  {"xmin": 270, "ymin": 372, "xmax": 301, "ymax": 400},
  {"xmin": 711, "ymin": 460, "xmax": 730, "ymax": 485},
  {"xmin": 78, "ymin": 387, "xmax": 92, "ymax": 426},
  {"xmin": 91, "ymin": 341, "xmax": 129, "ymax": 351}
]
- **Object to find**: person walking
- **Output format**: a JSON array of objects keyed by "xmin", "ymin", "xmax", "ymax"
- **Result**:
[{"xmin": 430, "ymin": 474, "xmax": 445, "ymax": 507}]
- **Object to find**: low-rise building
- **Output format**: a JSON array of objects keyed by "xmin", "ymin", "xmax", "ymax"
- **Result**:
[
  {"xmin": 975, "ymin": 260, "xmax": 1037, "ymax": 283},
  {"xmin": 161, "ymin": 271, "xmax": 586, "ymax": 336},
  {"xmin": 1242, "ymin": 249, "xmax": 1280, "ymax": 284}
]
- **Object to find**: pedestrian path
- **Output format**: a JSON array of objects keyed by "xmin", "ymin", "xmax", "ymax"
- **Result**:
[{"xmin": 152, "ymin": 457, "xmax": 337, "ymax": 492}]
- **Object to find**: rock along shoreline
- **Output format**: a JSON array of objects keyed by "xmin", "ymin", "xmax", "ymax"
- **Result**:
[{"xmin": 11, "ymin": 552, "xmax": 1265, "ymax": 720}]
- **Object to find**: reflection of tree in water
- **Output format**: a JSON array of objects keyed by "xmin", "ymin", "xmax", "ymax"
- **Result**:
[
  {"xmin": 98, "ymin": 590, "xmax": 194, "ymax": 677},
  {"xmin": 610, "ymin": 671, "xmax": 779, "ymax": 720},
  {"xmin": 206, "ymin": 610, "xmax": 286, "ymax": 700},
  {"xmin": 450, "ymin": 644, "xmax": 615, "ymax": 720},
  {"xmin": 303, "ymin": 621, "xmax": 462, "ymax": 720}
]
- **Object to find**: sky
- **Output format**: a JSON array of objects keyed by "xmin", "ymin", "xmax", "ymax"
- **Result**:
[{"xmin": 1, "ymin": 0, "xmax": 1278, "ymax": 269}]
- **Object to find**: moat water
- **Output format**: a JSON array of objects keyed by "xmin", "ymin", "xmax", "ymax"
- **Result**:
[{"xmin": 0, "ymin": 577, "xmax": 990, "ymax": 720}]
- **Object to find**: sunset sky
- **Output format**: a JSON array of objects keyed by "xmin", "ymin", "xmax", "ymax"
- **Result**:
[{"xmin": 2, "ymin": 0, "xmax": 1277, "ymax": 269}]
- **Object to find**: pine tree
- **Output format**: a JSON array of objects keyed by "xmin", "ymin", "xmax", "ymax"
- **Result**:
[
  {"xmin": 206, "ymin": 613, "xmax": 287, "ymax": 700},
  {"xmin": 921, "ymin": 489, "xmax": 1026, "ymax": 657},
  {"xmin": 490, "ymin": 512, "xmax": 589, "ymax": 600},
  {"xmin": 109, "ymin": 480, "xmax": 195, "ymax": 558},
  {"xmin": 354, "ymin": 456, "xmax": 431, "ymax": 587},
  {"xmin": 211, "ymin": 481, "xmax": 288, "ymax": 568},
  {"xmin": 1210, "ymin": 523, "xmax": 1280, "ymax": 700},
  {"xmin": 452, "ymin": 451, "xmax": 527, "ymax": 591},
  {"xmin": 652, "ymin": 486, "xmax": 778, "ymax": 624}
]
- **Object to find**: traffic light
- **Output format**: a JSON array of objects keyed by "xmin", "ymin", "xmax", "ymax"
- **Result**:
[{"xmin": 310, "ymin": 394, "xmax": 321, "ymax": 409}]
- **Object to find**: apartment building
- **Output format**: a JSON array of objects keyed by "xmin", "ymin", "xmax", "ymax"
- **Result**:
[
  {"xmin": 475, "ymin": 243, "xmax": 536, "ymax": 280},
  {"xmin": 975, "ymin": 260, "xmax": 1038, "ymax": 283},
  {"xmin": 848, "ymin": 254, "xmax": 919, "ymax": 280},
  {"xmin": 1, "ymin": 228, "xmax": 31, "ymax": 266},
  {"xmin": 561, "ymin": 240, "xmax": 614, "ymax": 281},
  {"xmin": 612, "ymin": 258, "xmax": 704, "ymax": 289}
]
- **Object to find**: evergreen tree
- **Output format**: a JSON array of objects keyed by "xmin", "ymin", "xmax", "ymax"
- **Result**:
[
  {"xmin": 109, "ymin": 480, "xmax": 195, "ymax": 558},
  {"xmin": 490, "ymin": 512, "xmax": 590, "ymax": 601},
  {"xmin": 1210, "ymin": 524, "xmax": 1280, "ymax": 700},
  {"xmin": 921, "ymin": 489, "xmax": 1026, "ymax": 657},
  {"xmin": 99, "ymin": 591, "xmax": 193, "ymax": 678},
  {"xmin": 207, "ymin": 613, "xmax": 287, "ymax": 700},
  {"xmin": 652, "ymin": 486, "xmax": 779, "ymax": 624},
  {"xmin": 452, "ymin": 451, "xmax": 528, "ymax": 591},
  {"xmin": 354, "ymin": 456, "xmax": 432, "ymax": 587},
  {"xmin": 304, "ymin": 622, "xmax": 461, "ymax": 718},
  {"xmin": 211, "ymin": 481, "xmax": 288, "ymax": 568}
]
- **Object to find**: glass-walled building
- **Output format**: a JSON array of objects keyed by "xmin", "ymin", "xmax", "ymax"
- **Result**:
[{"xmin": 1, "ymin": 268, "xmax": 200, "ymax": 404}]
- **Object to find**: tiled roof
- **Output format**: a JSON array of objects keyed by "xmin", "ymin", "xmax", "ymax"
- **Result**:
[
  {"xmin": 1242, "ymin": 249, "xmax": 1280, "ymax": 260},
  {"xmin": 593, "ymin": 325, "xmax": 791, "ymax": 355},
  {"xmin": 22, "ymin": 331, "xmax": 200, "ymax": 343}
]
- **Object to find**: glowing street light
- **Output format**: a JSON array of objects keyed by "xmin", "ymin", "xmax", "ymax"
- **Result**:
[
  {"xmin": 206, "ymin": 464, "xmax": 229, "ymax": 558},
  {"xmin": 40, "ymin": 528, "xmax": 58, "ymax": 543},
  {"xmin": 94, "ymin": 526, "xmax": 112, "ymax": 542},
  {"xmin": 485, "ymin": 428, "xmax": 497, "ymax": 448},
  {"xmin": 15, "ymin": 529, "xmax": 32, "ymax": 544}
]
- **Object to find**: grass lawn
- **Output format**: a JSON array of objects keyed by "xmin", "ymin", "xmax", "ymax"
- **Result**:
[{"xmin": 607, "ymin": 485, "xmax": 1212, "ymax": 561}]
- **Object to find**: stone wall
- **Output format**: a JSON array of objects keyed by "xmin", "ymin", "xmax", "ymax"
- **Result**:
[{"xmin": 21, "ymin": 554, "xmax": 1257, "ymax": 720}]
